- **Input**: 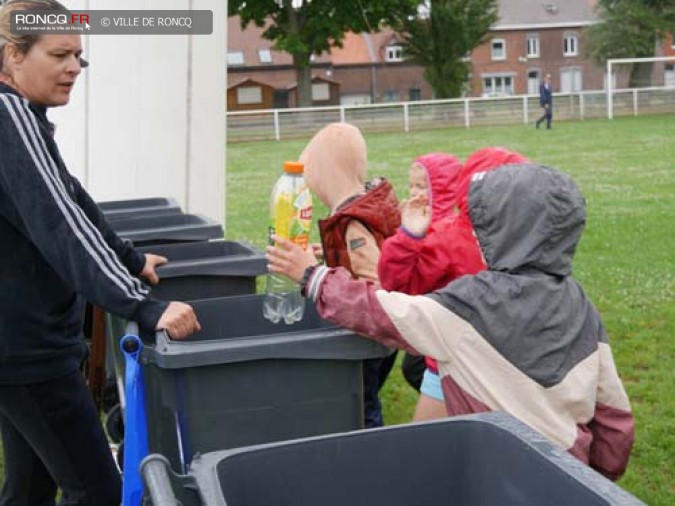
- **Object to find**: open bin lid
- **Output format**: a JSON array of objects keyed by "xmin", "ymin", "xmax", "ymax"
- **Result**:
[
  {"xmin": 134, "ymin": 295, "xmax": 391, "ymax": 369},
  {"xmin": 110, "ymin": 213, "xmax": 224, "ymax": 245},
  {"xmin": 98, "ymin": 197, "xmax": 183, "ymax": 220},
  {"xmin": 136, "ymin": 240, "xmax": 266, "ymax": 278}
]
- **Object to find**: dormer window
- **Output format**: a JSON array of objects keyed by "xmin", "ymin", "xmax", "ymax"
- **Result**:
[
  {"xmin": 385, "ymin": 44, "xmax": 403, "ymax": 62},
  {"xmin": 227, "ymin": 51, "xmax": 244, "ymax": 66},
  {"xmin": 258, "ymin": 49, "xmax": 272, "ymax": 64}
]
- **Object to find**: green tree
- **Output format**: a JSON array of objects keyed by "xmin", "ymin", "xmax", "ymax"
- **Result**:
[
  {"xmin": 586, "ymin": 0, "xmax": 675, "ymax": 87},
  {"xmin": 394, "ymin": 0, "xmax": 498, "ymax": 98},
  {"xmin": 229, "ymin": 0, "xmax": 420, "ymax": 107}
]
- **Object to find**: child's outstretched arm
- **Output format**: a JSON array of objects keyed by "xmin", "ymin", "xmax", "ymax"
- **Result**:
[{"xmin": 267, "ymin": 237, "xmax": 459, "ymax": 361}]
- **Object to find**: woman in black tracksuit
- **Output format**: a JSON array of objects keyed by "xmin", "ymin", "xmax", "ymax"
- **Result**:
[{"xmin": 0, "ymin": 2, "xmax": 200, "ymax": 504}]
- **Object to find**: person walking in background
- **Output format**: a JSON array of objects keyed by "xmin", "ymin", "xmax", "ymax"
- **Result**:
[
  {"xmin": 0, "ymin": 1, "xmax": 200, "ymax": 504},
  {"xmin": 536, "ymin": 73, "xmax": 553, "ymax": 129}
]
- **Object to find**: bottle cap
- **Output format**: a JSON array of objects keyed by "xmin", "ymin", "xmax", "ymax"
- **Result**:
[{"xmin": 283, "ymin": 161, "xmax": 304, "ymax": 174}]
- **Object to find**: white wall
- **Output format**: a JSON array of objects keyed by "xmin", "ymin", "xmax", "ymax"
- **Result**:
[{"xmin": 51, "ymin": 0, "xmax": 226, "ymax": 224}]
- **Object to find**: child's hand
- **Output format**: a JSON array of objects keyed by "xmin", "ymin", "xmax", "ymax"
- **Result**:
[
  {"xmin": 310, "ymin": 242, "xmax": 324, "ymax": 262},
  {"xmin": 401, "ymin": 195, "xmax": 430, "ymax": 237},
  {"xmin": 267, "ymin": 236, "xmax": 318, "ymax": 283}
]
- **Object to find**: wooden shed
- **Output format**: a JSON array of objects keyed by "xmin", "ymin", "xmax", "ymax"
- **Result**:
[
  {"xmin": 227, "ymin": 78, "xmax": 276, "ymax": 111},
  {"xmin": 287, "ymin": 76, "xmax": 341, "ymax": 108}
]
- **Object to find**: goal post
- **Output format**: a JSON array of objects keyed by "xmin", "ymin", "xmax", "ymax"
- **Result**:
[{"xmin": 607, "ymin": 56, "xmax": 675, "ymax": 119}]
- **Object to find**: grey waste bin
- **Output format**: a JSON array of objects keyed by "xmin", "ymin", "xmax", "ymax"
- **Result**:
[
  {"xmin": 141, "ymin": 412, "xmax": 644, "ymax": 506},
  {"xmin": 103, "ymin": 241, "xmax": 266, "ymax": 444},
  {"xmin": 109, "ymin": 214, "xmax": 223, "ymax": 247},
  {"xmin": 135, "ymin": 240, "xmax": 267, "ymax": 300},
  {"xmin": 97, "ymin": 197, "xmax": 183, "ymax": 220},
  {"xmin": 117, "ymin": 294, "xmax": 390, "ymax": 474}
]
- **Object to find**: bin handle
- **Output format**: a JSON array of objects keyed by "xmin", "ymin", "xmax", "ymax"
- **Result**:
[
  {"xmin": 140, "ymin": 454, "xmax": 181, "ymax": 506},
  {"xmin": 125, "ymin": 321, "xmax": 140, "ymax": 337}
]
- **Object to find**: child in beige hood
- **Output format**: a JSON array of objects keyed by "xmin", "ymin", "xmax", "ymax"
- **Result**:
[{"xmin": 300, "ymin": 122, "xmax": 400, "ymax": 427}]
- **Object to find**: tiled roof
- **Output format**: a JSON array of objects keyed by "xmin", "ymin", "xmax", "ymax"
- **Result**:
[
  {"xmin": 228, "ymin": 16, "xmax": 399, "ymax": 68},
  {"xmin": 495, "ymin": 0, "xmax": 599, "ymax": 29},
  {"xmin": 227, "ymin": 16, "xmax": 331, "ymax": 67},
  {"xmin": 227, "ymin": 77, "xmax": 275, "ymax": 90}
]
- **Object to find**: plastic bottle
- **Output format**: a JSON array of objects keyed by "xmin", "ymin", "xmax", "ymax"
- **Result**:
[{"xmin": 263, "ymin": 161, "xmax": 313, "ymax": 324}]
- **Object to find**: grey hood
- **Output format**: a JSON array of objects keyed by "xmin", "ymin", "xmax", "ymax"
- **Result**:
[
  {"xmin": 468, "ymin": 163, "xmax": 586, "ymax": 277},
  {"xmin": 429, "ymin": 164, "xmax": 603, "ymax": 388}
]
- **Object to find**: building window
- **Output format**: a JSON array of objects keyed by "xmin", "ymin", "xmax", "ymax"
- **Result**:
[
  {"xmin": 227, "ymin": 51, "xmax": 244, "ymax": 66},
  {"xmin": 664, "ymin": 64, "xmax": 674, "ymax": 87},
  {"xmin": 258, "ymin": 49, "xmax": 272, "ymax": 64},
  {"xmin": 560, "ymin": 67, "xmax": 583, "ymax": 92},
  {"xmin": 383, "ymin": 90, "xmax": 400, "ymax": 102},
  {"xmin": 236, "ymin": 86, "xmax": 262, "ymax": 105},
  {"xmin": 563, "ymin": 33, "xmax": 578, "ymax": 57},
  {"xmin": 385, "ymin": 44, "xmax": 403, "ymax": 62},
  {"xmin": 483, "ymin": 74, "xmax": 515, "ymax": 96},
  {"xmin": 491, "ymin": 39, "xmax": 506, "ymax": 60},
  {"xmin": 312, "ymin": 83, "xmax": 330, "ymax": 101},
  {"xmin": 527, "ymin": 70, "xmax": 540, "ymax": 95},
  {"xmin": 409, "ymin": 88, "xmax": 421, "ymax": 101},
  {"xmin": 526, "ymin": 34, "xmax": 540, "ymax": 58}
]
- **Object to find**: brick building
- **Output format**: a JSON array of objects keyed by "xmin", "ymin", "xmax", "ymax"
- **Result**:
[{"xmin": 226, "ymin": 1, "xmax": 671, "ymax": 108}]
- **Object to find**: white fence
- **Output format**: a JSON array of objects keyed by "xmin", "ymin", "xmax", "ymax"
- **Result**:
[{"xmin": 226, "ymin": 87, "xmax": 675, "ymax": 143}]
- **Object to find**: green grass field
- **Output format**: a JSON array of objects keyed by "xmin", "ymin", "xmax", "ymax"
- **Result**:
[{"xmin": 226, "ymin": 115, "xmax": 675, "ymax": 505}]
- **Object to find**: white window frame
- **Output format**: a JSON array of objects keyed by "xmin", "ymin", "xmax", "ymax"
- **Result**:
[
  {"xmin": 258, "ymin": 49, "xmax": 272, "ymax": 64},
  {"xmin": 385, "ymin": 44, "xmax": 403, "ymax": 62},
  {"xmin": 236, "ymin": 86, "xmax": 262, "ymax": 105},
  {"xmin": 526, "ymin": 34, "xmax": 540, "ymax": 59},
  {"xmin": 563, "ymin": 33, "xmax": 578, "ymax": 57},
  {"xmin": 482, "ymin": 74, "xmax": 515, "ymax": 96},
  {"xmin": 227, "ymin": 51, "xmax": 244, "ymax": 66},
  {"xmin": 527, "ymin": 69, "xmax": 540, "ymax": 95},
  {"xmin": 491, "ymin": 39, "xmax": 506, "ymax": 61},
  {"xmin": 560, "ymin": 67, "xmax": 583, "ymax": 93},
  {"xmin": 312, "ymin": 82, "xmax": 330, "ymax": 101}
]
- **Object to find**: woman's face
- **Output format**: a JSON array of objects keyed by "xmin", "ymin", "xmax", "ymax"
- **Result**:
[
  {"xmin": 9, "ymin": 34, "xmax": 82, "ymax": 106},
  {"xmin": 408, "ymin": 163, "xmax": 428, "ymax": 199}
]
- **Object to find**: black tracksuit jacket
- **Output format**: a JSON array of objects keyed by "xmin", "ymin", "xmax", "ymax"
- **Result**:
[{"xmin": 0, "ymin": 83, "xmax": 167, "ymax": 384}]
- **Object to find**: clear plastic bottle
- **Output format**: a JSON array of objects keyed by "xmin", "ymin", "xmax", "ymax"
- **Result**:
[{"xmin": 262, "ymin": 161, "xmax": 313, "ymax": 324}]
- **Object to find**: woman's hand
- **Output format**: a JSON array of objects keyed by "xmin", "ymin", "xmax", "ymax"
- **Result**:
[
  {"xmin": 401, "ymin": 194, "xmax": 430, "ymax": 237},
  {"xmin": 140, "ymin": 253, "xmax": 168, "ymax": 285},
  {"xmin": 267, "ymin": 235, "xmax": 318, "ymax": 283}
]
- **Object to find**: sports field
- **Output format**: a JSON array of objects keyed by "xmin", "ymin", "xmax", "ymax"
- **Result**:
[{"xmin": 226, "ymin": 114, "xmax": 674, "ymax": 505}]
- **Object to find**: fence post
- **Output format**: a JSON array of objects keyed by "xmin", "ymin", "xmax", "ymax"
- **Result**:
[
  {"xmin": 403, "ymin": 103, "xmax": 410, "ymax": 133},
  {"xmin": 273, "ymin": 110, "xmax": 280, "ymax": 141},
  {"xmin": 607, "ymin": 60, "xmax": 613, "ymax": 120},
  {"xmin": 523, "ymin": 96, "xmax": 528, "ymax": 124},
  {"xmin": 464, "ymin": 99, "xmax": 470, "ymax": 128},
  {"xmin": 340, "ymin": 106, "xmax": 346, "ymax": 123},
  {"xmin": 633, "ymin": 89, "xmax": 638, "ymax": 116},
  {"xmin": 580, "ymin": 93, "xmax": 585, "ymax": 121}
]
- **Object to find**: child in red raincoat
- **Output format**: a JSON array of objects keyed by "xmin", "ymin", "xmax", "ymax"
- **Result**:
[{"xmin": 379, "ymin": 147, "xmax": 528, "ymax": 421}]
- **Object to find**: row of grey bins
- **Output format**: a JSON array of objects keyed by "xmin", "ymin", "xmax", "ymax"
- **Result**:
[{"xmin": 99, "ymin": 197, "xmax": 644, "ymax": 506}]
